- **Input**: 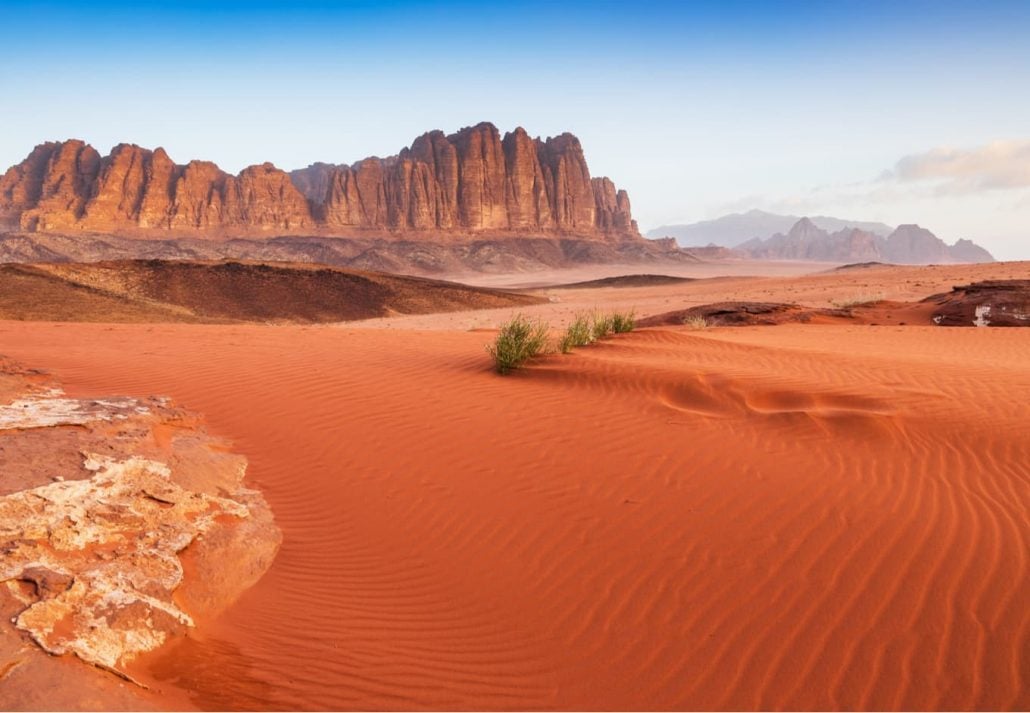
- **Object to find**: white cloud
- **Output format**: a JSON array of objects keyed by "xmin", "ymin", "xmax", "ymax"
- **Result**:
[
  {"xmin": 886, "ymin": 139, "xmax": 1030, "ymax": 193},
  {"xmin": 727, "ymin": 140, "xmax": 1030, "ymax": 217}
]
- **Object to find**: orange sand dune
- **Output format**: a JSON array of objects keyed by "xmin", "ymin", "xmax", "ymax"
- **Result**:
[{"xmin": 0, "ymin": 317, "xmax": 1027, "ymax": 710}]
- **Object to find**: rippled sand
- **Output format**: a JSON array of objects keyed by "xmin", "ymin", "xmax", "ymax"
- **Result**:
[{"xmin": 1, "ymin": 261, "xmax": 1027, "ymax": 710}]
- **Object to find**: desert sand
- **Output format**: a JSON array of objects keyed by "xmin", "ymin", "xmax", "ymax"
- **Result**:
[{"xmin": 0, "ymin": 260, "xmax": 1027, "ymax": 710}]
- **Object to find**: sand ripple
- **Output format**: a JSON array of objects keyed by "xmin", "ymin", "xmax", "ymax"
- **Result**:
[{"xmin": 0, "ymin": 321, "xmax": 1026, "ymax": 710}]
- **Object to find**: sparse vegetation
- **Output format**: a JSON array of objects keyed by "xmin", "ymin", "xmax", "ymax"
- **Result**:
[
  {"xmin": 557, "ymin": 310, "xmax": 636, "ymax": 354},
  {"xmin": 490, "ymin": 309, "xmax": 638, "ymax": 372},
  {"xmin": 487, "ymin": 314, "xmax": 551, "ymax": 374},
  {"xmin": 559, "ymin": 313, "xmax": 595, "ymax": 353},
  {"xmin": 682, "ymin": 315, "xmax": 710, "ymax": 330},
  {"xmin": 590, "ymin": 313, "xmax": 615, "ymax": 341},
  {"xmin": 611, "ymin": 310, "xmax": 636, "ymax": 333},
  {"xmin": 829, "ymin": 293, "xmax": 885, "ymax": 309}
]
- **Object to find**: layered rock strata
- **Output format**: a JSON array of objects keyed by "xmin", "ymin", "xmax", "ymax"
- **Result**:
[{"xmin": 0, "ymin": 123, "xmax": 638, "ymax": 241}]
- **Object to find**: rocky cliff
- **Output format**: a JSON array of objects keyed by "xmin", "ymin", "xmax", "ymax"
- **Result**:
[
  {"xmin": 0, "ymin": 123, "xmax": 638, "ymax": 241},
  {"xmin": 738, "ymin": 218, "xmax": 994, "ymax": 264}
]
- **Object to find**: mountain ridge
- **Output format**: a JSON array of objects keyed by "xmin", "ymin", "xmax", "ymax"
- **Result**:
[
  {"xmin": 0, "ymin": 123, "xmax": 638, "ymax": 242},
  {"xmin": 737, "ymin": 218, "xmax": 994, "ymax": 264},
  {"xmin": 647, "ymin": 209, "xmax": 895, "ymax": 247}
]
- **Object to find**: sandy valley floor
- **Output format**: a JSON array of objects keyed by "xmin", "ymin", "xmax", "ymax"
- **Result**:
[{"xmin": 0, "ymin": 260, "xmax": 1027, "ymax": 710}]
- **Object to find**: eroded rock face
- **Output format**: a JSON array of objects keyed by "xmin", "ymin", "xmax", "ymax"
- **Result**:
[
  {"xmin": 0, "ymin": 123, "xmax": 638, "ymax": 241},
  {"xmin": 1, "ymin": 141, "xmax": 102, "ymax": 233},
  {"xmin": 0, "ymin": 362, "xmax": 280, "ymax": 709},
  {"xmin": 925, "ymin": 280, "xmax": 1030, "ymax": 327},
  {"xmin": 298, "ymin": 123, "xmax": 637, "ymax": 237}
]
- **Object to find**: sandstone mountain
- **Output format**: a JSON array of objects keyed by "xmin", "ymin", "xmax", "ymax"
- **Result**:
[
  {"xmin": 737, "ymin": 218, "xmax": 994, "ymax": 264},
  {"xmin": 0, "ymin": 123, "xmax": 637, "ymax": 241}
]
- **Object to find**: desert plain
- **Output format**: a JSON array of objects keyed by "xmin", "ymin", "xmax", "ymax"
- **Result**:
[{"xmin": 0, "ymin": 258, "xmax": 1027, "ymax": 710}]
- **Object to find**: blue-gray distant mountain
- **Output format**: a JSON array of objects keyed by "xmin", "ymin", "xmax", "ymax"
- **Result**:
[
  {"xmin": 646, "ymin": 209, "xmax": 895, "ymax": 247},
  {"xmin": 737, "ymin": 218, "xmax": 994, "ymax": 264}
]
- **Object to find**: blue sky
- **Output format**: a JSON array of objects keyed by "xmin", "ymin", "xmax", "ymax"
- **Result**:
[{"xmin": 2, "ymin": 0, "xmax": 1029, "ymax": 258}]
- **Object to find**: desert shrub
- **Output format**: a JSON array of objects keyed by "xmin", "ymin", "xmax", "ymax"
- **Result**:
[
  {"xmin": 590, "ymin": 313, "xmax": 615, "ymax": 341},
  {"xmin": 558, "ymin": 310, "xmax": 635, "ymax": 354},
  {"xmin": 559, "ymin": 313, "xmax": 594, "ymax": 353},
  {"xmin": 829, "ymin": 293, "xmax": 885, "ymax": 308},
  {"xmin": 487, "ymin": 314, "xmax": 551, "ymax": 374},
  {"xmin": 611, "ymin": 310, "xmax": 636, "ymax": 333},
  {"xmin": 682, "ymin": 315, "xmax": 709, "ymax": 330}
]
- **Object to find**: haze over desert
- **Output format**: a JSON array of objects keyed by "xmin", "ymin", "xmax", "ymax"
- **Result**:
[{"xmin": 1, "ymin": 1, "xmax": 1029, "ymax": 712}]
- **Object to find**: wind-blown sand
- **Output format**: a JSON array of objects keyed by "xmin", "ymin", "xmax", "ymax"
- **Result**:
[{"xmin": 0, "ymin": 261, "xmax": 1027, "ymax": 710}]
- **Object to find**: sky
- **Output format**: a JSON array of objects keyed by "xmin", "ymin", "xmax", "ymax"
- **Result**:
[{"xmin": 1, "ymin": 0, "xmax": 1029, "ymax": 259}]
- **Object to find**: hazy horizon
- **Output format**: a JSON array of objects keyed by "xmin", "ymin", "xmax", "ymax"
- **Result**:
[{"xmin": 2, "ymin": 0, "xmax": 1028, "ymax": 259}]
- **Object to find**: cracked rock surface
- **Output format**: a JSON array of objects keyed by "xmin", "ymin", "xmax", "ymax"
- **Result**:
[{"xmin": 0, "ymin": 357, "xmax": 281, "ymax": 710}]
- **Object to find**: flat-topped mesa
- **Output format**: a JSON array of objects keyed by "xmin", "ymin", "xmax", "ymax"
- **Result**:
[{"xmin": 0, "ymin": 123, "xmax": 639, "ymax": 241}]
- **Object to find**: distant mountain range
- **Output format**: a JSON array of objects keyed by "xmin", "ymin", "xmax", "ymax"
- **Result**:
[
  {"xmin": 647, "ymin": 210, "xmax": 993, "ymax": 264},
  {"xmin": 737, "ymin": 218, "xmax": 993, "ymax": 264},
  {"xmin": 646, "ymin": 210, "xmax": 894, "ymax": 247}
]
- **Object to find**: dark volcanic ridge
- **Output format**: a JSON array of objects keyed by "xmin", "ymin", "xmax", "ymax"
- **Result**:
[{"xmin": 0, "ymin": 260, "xmax": 544, "ymax": 324}]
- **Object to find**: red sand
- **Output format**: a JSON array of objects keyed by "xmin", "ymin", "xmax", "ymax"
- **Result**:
[
  {"xmin": 2, "ymin": 312, "xmax": 1027, "ymax": 711},
  {"xmin": 2, "ymin": 262, "xmax": 1029, "ymax": 710}
]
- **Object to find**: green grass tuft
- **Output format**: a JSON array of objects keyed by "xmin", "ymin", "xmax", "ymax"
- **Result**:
[
  {"xmin": 490, "ymin": 309, "xmax": 638, "ymax": 372},
  {"xmin": 611, "ymin": 310, "xmax": 636, "ymax": 333},
  {"xmin": 590, "ymin": 313, "xmax": 615, "ymax": 341},
  {"xmin": 487, "ymin": 314, "xmax": 551, "ymax": 374},
  {"xmin": 559, "ymin": 313, "xmax": 594, "ymax": 353}
]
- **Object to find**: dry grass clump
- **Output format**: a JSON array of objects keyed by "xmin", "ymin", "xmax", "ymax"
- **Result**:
[
  {"xmin": 830, "ymin": 293, "xmax": 885, "ymax": 308},
  {"xmin": 558, "ymin": 310, "xmax": 636, "ymax": 354},
  {"xmin": 559, "ymin": 313, "xmax": 594, "ymax": 353},
  {"xmin": 590, "ymin": 313, "xmax": 615, "ymax": 341},
  {"xmin": 487, "ymin": 314, "xmax": 551, "ymax": 374},
  {"xmin": 611, "ymin": 310, "xmax": 636, "ymax": 333},
  {"xmin": 682, "ymin": 315, "xmax": 710, "ymax": 330},
  {"xmin": 492, "ymin": 310, "xmax": 638, "ymax": 372}
]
